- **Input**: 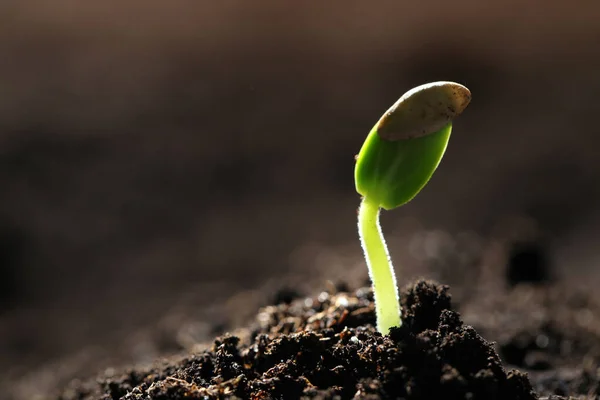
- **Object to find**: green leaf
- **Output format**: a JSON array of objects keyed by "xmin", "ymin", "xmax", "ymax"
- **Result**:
[{"xmin": 355, "ymin": 123, "xmax": 452, "ymax": 210}]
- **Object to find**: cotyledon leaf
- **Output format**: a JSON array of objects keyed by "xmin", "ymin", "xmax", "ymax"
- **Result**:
[{"xmin": 355, "ymin": 82, "xmax": 471, "ymax": 210}]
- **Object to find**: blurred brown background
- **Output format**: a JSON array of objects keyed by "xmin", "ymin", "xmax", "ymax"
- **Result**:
[{"xmin": 1, "ymin": 1, "xmax": 600, "ymax": 398}]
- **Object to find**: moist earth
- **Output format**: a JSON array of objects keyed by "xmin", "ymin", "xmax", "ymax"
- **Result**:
[{"xmin": 56, "ymin": 280, "xmax": 556, "ymax": 400}]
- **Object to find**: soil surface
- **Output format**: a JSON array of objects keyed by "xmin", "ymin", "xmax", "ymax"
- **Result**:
[{"xmin": 54, "ymin": 279, "xmax": 600, "ymax": 399}]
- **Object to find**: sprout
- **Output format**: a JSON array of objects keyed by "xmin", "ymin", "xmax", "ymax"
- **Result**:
[{"xmin": 354, "ymin": 81, "xmax": 471, "ymax": 334}]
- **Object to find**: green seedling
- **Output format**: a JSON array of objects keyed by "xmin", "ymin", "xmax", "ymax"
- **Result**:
[{"xmin": 354, "ymin": 81, "xmax": 471, "ymax": 334}]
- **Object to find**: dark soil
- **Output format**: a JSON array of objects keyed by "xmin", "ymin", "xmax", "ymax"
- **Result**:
[{"xmin": 57, "ymin": 280, "xmax": 540, "ymax": 400}]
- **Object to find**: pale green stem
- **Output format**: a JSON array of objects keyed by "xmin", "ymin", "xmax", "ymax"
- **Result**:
[{"xmin": 358, "ymin": 196, "xmax": 402, "ymax": 333}]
